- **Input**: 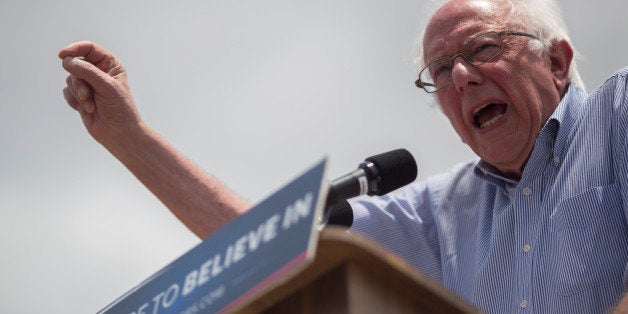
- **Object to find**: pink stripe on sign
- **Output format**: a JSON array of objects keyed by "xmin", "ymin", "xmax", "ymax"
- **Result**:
[{"xmin": 217, "ymin": 252, "xmax": 308, "ymax": 314}]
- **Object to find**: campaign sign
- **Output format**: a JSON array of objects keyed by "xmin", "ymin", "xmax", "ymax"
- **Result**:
[{"xmin": 99, "ymin": 159, "xmax": 328, "ymax": 314}]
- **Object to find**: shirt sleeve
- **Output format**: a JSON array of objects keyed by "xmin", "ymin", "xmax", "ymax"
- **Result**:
[
  {"xmin": 622, "ymin": 70, "xmax": 628, "ymax": 222},
  {"xmin": 606, "ymin": 67, "xmax": 628, "ymax": 288},
  {"xmin": 348, "ymin": 177, "xmax": 445, "ymax": 283}
]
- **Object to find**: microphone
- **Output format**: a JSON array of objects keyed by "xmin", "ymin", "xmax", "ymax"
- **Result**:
[
  {"xmin": 326, "ymin": 200, "xmax": 353, "ymax": 227},
  {"xmin": 324, "ymin": 148, "xmax": 418, "ymax": 226}
]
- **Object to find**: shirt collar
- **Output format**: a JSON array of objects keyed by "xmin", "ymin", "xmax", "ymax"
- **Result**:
[{"xmin": 550, "ymin": 83, "xmax": 588, "ymax": 159}]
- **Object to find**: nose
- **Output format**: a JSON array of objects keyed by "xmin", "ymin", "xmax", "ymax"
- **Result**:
[{"xmin": 450, "ymin": 57, "xmax": 483, "ymax": 92}]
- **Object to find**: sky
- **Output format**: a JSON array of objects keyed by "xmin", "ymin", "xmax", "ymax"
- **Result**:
[{"xmin": 1, "ymin": 0, "xmax": 626, "ymax": 313}]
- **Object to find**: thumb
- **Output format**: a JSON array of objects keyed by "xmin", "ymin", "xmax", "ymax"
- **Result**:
[{"xmin": 62, "ymin": 56, "xmax": 118, "ymax": 93}]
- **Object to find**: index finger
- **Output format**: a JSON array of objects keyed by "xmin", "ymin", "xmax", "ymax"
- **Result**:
[{"xmin": 58, "ymin": 41, "xmax": 120, "ymax": 74}]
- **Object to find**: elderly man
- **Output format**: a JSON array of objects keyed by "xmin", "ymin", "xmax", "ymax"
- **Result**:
[{"xmin": 60, "ymin": 0, "xmax": 628, "ymax": 312}]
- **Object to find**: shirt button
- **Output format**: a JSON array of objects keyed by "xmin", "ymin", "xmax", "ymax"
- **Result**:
[
  {"xmin": 523, "ymin": 244, "xmax": 532, "ymax": 253},
  {"xmin": 554, "ymin": 156, "xmax": 561, "ymax": 164},
  {"xmin": 520, "ymin": 299, "xmax": 528, "ymax": 309},
  {"xmin": 522, "ymin": 187, "xmax": 532, "ymax": 196}
]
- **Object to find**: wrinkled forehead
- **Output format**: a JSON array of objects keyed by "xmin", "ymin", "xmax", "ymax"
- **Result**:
[{"xmin": 423, "ymin": 0, "xmax": 507, "ymax": 60}]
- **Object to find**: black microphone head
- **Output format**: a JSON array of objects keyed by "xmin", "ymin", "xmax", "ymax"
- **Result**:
[
  {"xmin": 365, "ymin": 148, "xmax": 417, "ymax": 195},
  {"xmin": 326, "ymin": 199, "xmax": 353, "ymax": 227}
]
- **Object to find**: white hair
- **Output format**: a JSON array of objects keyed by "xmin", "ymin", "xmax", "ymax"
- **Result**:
[{"xmin": 416, "ymin": 0, "xmax": 585, "ymax": 89}]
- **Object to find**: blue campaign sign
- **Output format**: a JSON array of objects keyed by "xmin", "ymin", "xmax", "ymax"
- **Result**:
[{"xmin": 99, "ymin": 159, "xmax": 328, "ymax": 314}]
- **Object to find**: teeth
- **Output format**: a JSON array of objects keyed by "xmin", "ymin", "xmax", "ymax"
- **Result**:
[
  {"xmin": 473, "ymin": 103, "xmax": 505, "ymax": 129},
  {"xmin": 473, "ymin": 103, "xmax": 491, "ymax": 117},
  {"xmin": 479, "ymin": 114, "xmax": 503, "ymax": 129}
]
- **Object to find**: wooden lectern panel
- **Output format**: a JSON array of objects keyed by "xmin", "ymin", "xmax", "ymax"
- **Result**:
[{"xmin": 237, "ymin": 227, "xmax": 481, "ymax": 313}]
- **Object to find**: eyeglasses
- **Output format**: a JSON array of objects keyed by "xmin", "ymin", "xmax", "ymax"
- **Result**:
[{"xmin": 415, "ymin": 30, "xmax": 540, "ymax": 93}]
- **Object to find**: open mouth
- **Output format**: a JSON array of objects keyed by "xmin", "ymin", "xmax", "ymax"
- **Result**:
[{"xmin": 473, "ymin": 103, "xmax": 507, "ymax": 129}]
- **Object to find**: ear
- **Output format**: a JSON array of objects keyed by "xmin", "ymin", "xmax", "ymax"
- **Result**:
[{"xmin": 549, "ymin": 39, "xmax": 573, "ymax": 95}]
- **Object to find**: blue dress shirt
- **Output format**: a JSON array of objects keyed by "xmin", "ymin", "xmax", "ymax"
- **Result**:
[{"xmin": 350, "ymin": 68, "xmax": 628, "ymax": 313}]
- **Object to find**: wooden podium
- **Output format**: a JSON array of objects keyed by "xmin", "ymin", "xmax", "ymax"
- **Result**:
[{"xmin": 235, "ymin": 227, "xmax": 481, "ymax": 313}]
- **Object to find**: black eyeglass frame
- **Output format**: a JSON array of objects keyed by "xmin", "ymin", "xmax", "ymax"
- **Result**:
[{"xmin": 415, "ymin": 30, "xmax": 541, "ymax": 93}]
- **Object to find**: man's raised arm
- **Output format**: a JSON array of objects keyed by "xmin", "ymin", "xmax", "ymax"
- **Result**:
[{"xmin": 59, "ymin": 41, "xmax": 250, "ymax": 239}]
